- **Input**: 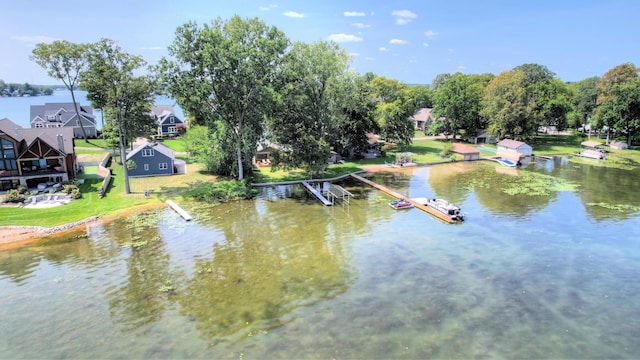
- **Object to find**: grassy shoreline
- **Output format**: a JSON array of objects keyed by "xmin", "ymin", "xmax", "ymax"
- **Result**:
[{"xmin": 2, "ymin": 133, "xmax": 638, "ymax": 228}]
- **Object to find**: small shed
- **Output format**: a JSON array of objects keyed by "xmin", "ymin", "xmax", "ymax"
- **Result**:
[
  {"xmin": 581, "ymin": 140, "xmax": 602, "ymax": 149},
  {"xmin": 497, "ymin": 139, "xmax": 533, "ymax": 156},
  {"xmin": 451, "ymin": 143, "xmax": 480, "ymax": 161},
  {"xmin": 609, "ymin": 140, "xmax": 629, "ymax": 150}
]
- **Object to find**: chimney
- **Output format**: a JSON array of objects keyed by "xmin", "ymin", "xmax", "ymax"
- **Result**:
[{"xmin": 57, "ymin": 134, "xmax": 65, "ymax": 152}]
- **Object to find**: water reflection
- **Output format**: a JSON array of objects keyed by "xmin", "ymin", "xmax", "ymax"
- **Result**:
[{"xmin": 1, "ymin": 160, "xmax": 639, "ymax": 358}]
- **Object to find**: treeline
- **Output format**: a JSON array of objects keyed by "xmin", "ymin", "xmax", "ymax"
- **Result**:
[
  {"xmin": 29, "ymin": 15, "xmax": 640, "ymax": 186},
  {"xmin": 0, "ymin": 80, "xmax": 55, "ymax": 97}
]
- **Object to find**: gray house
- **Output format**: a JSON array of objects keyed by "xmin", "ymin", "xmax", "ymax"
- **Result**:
[
  {"xmin": 126, "ymin": 140, "xmax": 176, "ymax": 177},
  {"xmin": 151, "ymin": 105, "xmax": 184, "ymax": 137},
  {"xmin": 30, "ymin": 103, "xmax": 98, "ymax": 138}
]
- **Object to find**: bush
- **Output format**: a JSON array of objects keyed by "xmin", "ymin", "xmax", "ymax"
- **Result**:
[
  {"xmin": 4, "ymin": 189, "xmax": 22, "ymax": 203},
  {"xmin": 17, "ymin": 185, "xmax": 27, "ymax": 194},
  {"xmin": 70, "ymin": 188, "xmax": 82, "ymax": 199},
  {"xmin": 62, "ymin": 184, "xmax": 79, "ymax": 194}
]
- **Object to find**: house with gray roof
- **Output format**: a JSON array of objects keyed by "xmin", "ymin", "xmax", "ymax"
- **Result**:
[
  {"xmin": 151, "ymin": 105, "xmax": 184, "ymax": 137},
  {"xmin": 410, "ymin": 108, "xmax": 435, "ymax": 131},
  {"xmin": 126, "ymin": 140, "xmax": 184, "ymax": 177},
  {"xmin": 30, "ymin": 102, "xmax": 98, "ymax": 138}
]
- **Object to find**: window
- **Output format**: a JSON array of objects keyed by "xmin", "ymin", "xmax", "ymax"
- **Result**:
[
  {"xmin": 142, "ymin": 148, "xmax": 154, "ymax": 157},
  {"xmin": 144, "ymin": 164, "xmax": 149, "ymax": 171},
  {"xmin": 169, "ymin": 116, "xmax": 175, "ymax": 124},
  {"xmin": 0, "ymin": 139, "xmax": 17, "ymax": 170},
  {"xmin": 35, "ymin": 123, "xmax": 44, "ymax": 128},
  {"xmin": 168, "ymin": 126, "xmax": 177, "ymax": 133},
  {"xmin": 159, "ymin": 163, "xmax": 168, "ymax": 170}
]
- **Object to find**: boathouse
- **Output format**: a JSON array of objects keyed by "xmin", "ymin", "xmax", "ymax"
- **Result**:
[{"xmin": 451, "ymin": 143, "xmax": 480, "ymax": 161}]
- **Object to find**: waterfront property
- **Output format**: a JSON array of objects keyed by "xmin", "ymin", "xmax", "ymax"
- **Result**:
[
  {"xmin": 451, "ymin": 143, "xmax": 480, "ymax": 161},
  {"xmin": 609, "ymin": 140, "xmax": 628, "ymax": 150},
  {"xmin": 151, "ymin": 105, "xmax": 184, "ymax": 137},
  {"xmin": 496, "ymin": 139, "xmax": 532, "ymax": 164},
  {"xmin": 126, "ymin": 139, "xmax": 182, "ymax": 177},
  {"xmin": 30, "ymin": 102, "xmax": 98, "ymax": 138},
  {"xmin": 0, "ymin": 118, "xmax": 76, "ymax": 190}
]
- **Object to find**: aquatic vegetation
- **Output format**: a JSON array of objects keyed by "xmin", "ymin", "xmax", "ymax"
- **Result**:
[
  {"xmin": 158, "ymin": 281, "xmax": 176, "ymax": 294},
  {"xmin": 502, "ymin": 171, "xmax": 580, "ymax": 196},
  {"xmin": 121, "ymin": 235, "xmax": 161, "ymax": 249},
  {"xmin": 568, "ymin": 154, "xmax": 638, "ymax": 171},
  {"xmin": 587, "ymin": 202, "xmax": 640, "ymax": 213}
]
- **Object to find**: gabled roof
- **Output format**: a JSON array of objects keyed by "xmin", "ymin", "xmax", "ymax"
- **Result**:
[
  {"xmin": 151, "ymin": 105, "xmax": 176, "ymax": 118},
  {"xmin": 498, "ymin": 139, "xmax": 529, "ymax": 149},
  {"xmin": 0, "ymin": 118, "xmax": 75, "ymax": 154},
  {"xmin": 410, "ymin": 108, "xmax": 433, "ymax": 121},
  {"xmin": 581, "ymin": 140, "xmax": 602, "ymax": 148},
  {"xmin": 126, "ymin": 140, "xmax": 175, "ymax": 160},
  {"xmin": 451, "ymin": 143, "xmax": 479, "ymax": 154},
  {"xmin": 30, "ymin": 103, "xmax": 96, "ymax": 125}
]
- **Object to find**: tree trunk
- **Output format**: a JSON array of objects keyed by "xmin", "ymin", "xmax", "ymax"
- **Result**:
[
  {"xmin": 118, "ymin": 111, "xmax": 131, "ymax": 194},
  {"xmin": 70, "ymin": 88, "xmax": 89, "ymax": 142}
]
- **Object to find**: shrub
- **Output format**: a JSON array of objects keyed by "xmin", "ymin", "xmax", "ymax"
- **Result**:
[
  {"xmin": 70, "ymin": 188, "xmax": 82, "ymax": 199},
  {"xmin": 5, "ymin": 189, "xmax": 22, "ymax": 203},
  {"xmin": 17, "ymin": 185, "xmax": 27, "ymax": 194},
  {"xmin": 183, "ymin": 179, "xmax": 257, "ymax": 201},
  {"xmin": 62, "ymin": 184, "xmax": 79, "ymax": 194}
]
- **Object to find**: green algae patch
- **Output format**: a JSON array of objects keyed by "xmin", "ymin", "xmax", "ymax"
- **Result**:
[
  {"xmin": 502, "ymin": 171, "xmax": 580, "ymax": 196},
  {"xmin": 587, "ymin": 202, "xmax": 640, "ymax": 213},
  {"xmin": 568, "ymin": 154, "xmax": 638, "ymax": 171}
]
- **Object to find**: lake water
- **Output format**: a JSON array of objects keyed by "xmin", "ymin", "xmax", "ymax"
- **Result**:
[
  {"xmin": 1, "ymin": 159, "xmax": 639, "ymax": 358},
  {"xmin": 0, "ymin": 90, "xmax": 183, "ymax": 129}
]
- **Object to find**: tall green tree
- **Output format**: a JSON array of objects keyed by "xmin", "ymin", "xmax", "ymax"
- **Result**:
[
  {"xmin": 531, "ymin": 78, "xmax": 573, "ymax": 132},
  {"xmin": 159, "ymin": 15, "xmax": 289, "ymax": 180},
  {"xmin": 571, "ymin": 76, "xmax": 600, "ymax": 132},
  {"xmin": 432, "ymin": 72, "xmax": 484, "ymax": 140},
  {"xmin": 31, "ymin": 40, "xmax": 91, "ymax": 141},
  {"xmin": 80, "ymin": 38, "xmax": 157, "ymax": 194},
  {"xmin": 367, "ymin": 76, "xmax": 414, "ymax": 145},
  {"xmin": 268, "ymin": 41, "xmax": 350, "ymax": 178},
  {"xmin": 481, "ymin": 70, "xmax": 536, "ymax": 140},
  {"xmin": 595, "ymin": 63, "xmax": 639, "ymax": 143}
]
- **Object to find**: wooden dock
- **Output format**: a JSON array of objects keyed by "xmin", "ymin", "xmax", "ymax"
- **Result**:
[
  {"xmin": 301, "ymin": 181, "xmax": 333, "ymax": 206},
  {"xmin": 349, "ymin": 173, "xmax": 456, "ymax": 223},
  {"xmin": 166, "ymin": 200, "xmax": 193, "ymax": 221}
]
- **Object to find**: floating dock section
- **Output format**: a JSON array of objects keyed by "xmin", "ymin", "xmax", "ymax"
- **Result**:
[
  {"xmin": 349, "ymin": 173, "xmax": 455, "ymax": 223},
  {"xmin": 301, "ymin": 181, "xmax": 333, "ymax": 206},
  {"xmin": 166, "ymin": 200, "xmax": 193, "ymax": 221}
]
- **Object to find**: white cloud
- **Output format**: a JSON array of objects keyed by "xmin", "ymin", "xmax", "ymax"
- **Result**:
[
  {"xmin": 409, "ymin": 59, "xmax": 418, "ymax": 63},
  {"xmin": 283, "ymin": 11, "xmax": 305, "ymax": 18},
  {"xmin": 365, "ymin": 57, "xmax": 376, "ymax": 61},
  {"xmin": 350, "ymin": 52, "xmax": 360, "ymax": 57},
  {"xmin": 259, "ymin": 4, "xmax": 278, "ymax": 11},
  {"xmin": 389, "ymin": 39, "xmax": 408, "ymax": 45},
  {"xmin": 10, "ymin": 35, "xmax": 58, "ymax": 44},
  {"xmin": 379, "ymin": 47, "xmax": 389, "ymax": 52},
  {"xmin": 458, "ymin": 66, "xmax": 466, "ymax": 70},
  {"xmin": 424, "ymin": 30, "xmax": 439, "ymax": 38},
  {"xmin": 140, "ymin": 46, "xmax": 163, "ymax": 50},
  {"xmin": 327, "ymin": 33, "xmax": 363, "ymax": 42},
  {"xmin": 344, "ymin": 11, "xmax": 366, "ymax": 17},
  {"xmin": 352, "ymin": 22, "xmax": 370, "ymax": 28},
  {"xmin": 423, "ymin": 42, "xmax": 429, "ymax": 47},
  {"xmin": 392, "ymin": 10, "xmax": 417, "ymax": 25}
]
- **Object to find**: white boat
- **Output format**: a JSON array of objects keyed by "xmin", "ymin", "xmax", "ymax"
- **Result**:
[
  {"xmin": 412, "ymin": 197, "xmax": 464, "ymax": 221},
  {"xmin": 578, "ymin": 149, "xmax": 605, "ymax": 160}
]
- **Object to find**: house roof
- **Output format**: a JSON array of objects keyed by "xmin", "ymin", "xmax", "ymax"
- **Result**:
[
  {"xmin": 497, "ymin": 149, "xmax": 525, "ymax": 161},
  {"xmin": 581, "ymin": 140, "xmax": 602, "ymax": 148},
  {"xmin": 451, "ymin": 143, "xmax": 479, "ymax": 155},
  {"xmin": 151, "ymin": 105, "xmax": 176, "ymax": 118},
  {"xmin": 366, "ymin": 133, "xmax": 381, "ymax": 145},
  {"xmin": 410, "ymin": 108, "xmax": 433, "ymax": 121},
  {"xmin": 498, "ymin": 139, "xmax": 529, "ymax": 149},
  {"xmin": 126, "ymin": 140, "xmax": 175, "ymax": 160},
  {"xmin": 0, "ymin": 118, "xmax": 74, "ymax": 154},
  {"xmin": 30, "ymin": 103, "xmax": 96, "ymax": 125}
]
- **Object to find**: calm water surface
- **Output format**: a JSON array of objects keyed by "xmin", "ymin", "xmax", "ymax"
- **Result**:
[{"xmin": 1, "ymin": 159, "xmax": 639, "ymax": 359}]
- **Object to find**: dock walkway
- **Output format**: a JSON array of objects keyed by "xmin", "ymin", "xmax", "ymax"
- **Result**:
[
  {"xmin": 349, "ymin": 173, "xmax": 455, "ymax": 223},
  {"xmin": 301, "ymin": 181, "xmax": 333, "ymax": 206}
]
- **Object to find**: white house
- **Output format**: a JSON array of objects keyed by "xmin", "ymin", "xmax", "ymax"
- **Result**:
[{"xmin": 497, "ymin": 139, "xmax": 533, "ymax": 156}]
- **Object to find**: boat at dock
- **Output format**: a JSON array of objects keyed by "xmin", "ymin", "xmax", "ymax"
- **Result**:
[
  {"xmin": 412, "ymin": 197, "xmax": 464, "ymax": 221},
  {"xmin": 389, "ymin": 198, "xmax": 414, "ymax": 210}
]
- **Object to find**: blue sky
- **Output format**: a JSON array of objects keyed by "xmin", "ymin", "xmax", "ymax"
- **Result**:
[{"xmin": 1, "ymin": 0, "xmax": 638, "ymax": 85}]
